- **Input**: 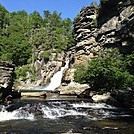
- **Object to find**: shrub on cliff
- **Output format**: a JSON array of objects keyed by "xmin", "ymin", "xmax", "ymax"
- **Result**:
[
  {"xmin": 74, "ymin": 49, "xmax": 134, "ymax": 92},
  {"xmin": 15, "ymin": 65, "xmax": 30, "ymax": 81}
]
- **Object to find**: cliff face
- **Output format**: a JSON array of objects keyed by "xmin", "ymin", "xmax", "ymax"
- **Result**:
[
  {"xmin": 59, "ymin": 0, "xmax": 134, "ymax": 107},
  {"xmin": 73, "ymin": 0, "xmax": 134, "ymax": 64},
  {"xmin": 73, "ymin": 5, "xmax": 98, "ymax": 65},
  {"xmin": 0, "ymin": 61, "xmax": 15, "ymax": 99},
  {"xmin": 17, "ymin": 49, "xmax": 67, "ymax": 89},
  {"xmin": 63, "ymin": 0, "xmax": 134, "ymax": 82}
]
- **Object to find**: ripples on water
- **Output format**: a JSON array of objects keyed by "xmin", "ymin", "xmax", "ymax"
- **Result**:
[{"xmin": 0, "ymin": 99, "xmax": 134, "ymax": 133}]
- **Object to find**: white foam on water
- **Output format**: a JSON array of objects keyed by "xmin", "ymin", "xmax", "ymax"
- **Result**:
[
  {"xmin": 41, "ymin": 106, "xmax": 88, "ymax": 119},
  {"xmin": 71, "ymin": 102, "xmax": 115, "ymax": 109},
  {"xmin": 0, "ymin": 101, "xmax": 131, "ymax": 122},
  {"xmin": 0, "ymin": 106, "xmax": 34, "ymax": 122},
  {"xmin": 34, "ymin": 60, "xmax": 69, "ymax": 91},
  {"xmin": 43, "ymin": 60, "xmax": 69, "ymax": 91}
]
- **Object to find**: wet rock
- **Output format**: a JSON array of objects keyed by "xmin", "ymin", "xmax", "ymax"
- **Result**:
[{"xmin": 111, "ymin": 89, "xmax": 134, "ymax": 108}]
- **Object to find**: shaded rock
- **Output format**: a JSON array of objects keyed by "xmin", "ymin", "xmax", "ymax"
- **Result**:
[
  {"xmin": 0, "ymin": 61, "xmax": 15, "ymax": 90},
  {"xmin": 0, "ymin": 61, "xmax": 16, "ymax": 101},
  {"xmin": 111, "ymin": 89, "xmax": 134, "ymax": 108}
]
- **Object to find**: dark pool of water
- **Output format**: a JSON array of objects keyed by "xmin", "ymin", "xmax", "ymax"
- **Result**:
[{"xmin": 0, "ymin": 99, "xmax": 134, "ymax": 134}]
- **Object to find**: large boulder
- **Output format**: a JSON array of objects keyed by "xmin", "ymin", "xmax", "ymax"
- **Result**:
[
  {"xmin": 0, "ymin": 61, "xmax": 17, "ymax": 100},
  {"xmin": 57, "ymin": 81, "xmax": 90, "ymax": 95},
  {"xmin": 0, "ymin": 61, "xmax": 15, "ymax": 89}
]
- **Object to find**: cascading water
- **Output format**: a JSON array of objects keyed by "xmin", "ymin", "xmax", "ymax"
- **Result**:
[
  {"xmin": 32, "ymin": 60, "xmax": 69, "ymax": 91},
  {"xmin": 43, "ymin": 60, "xmax": 69, "ymax": 91},
  {"xmin": 0, "ymin": 100, "xmax": 134, "ymax": 133},
  {"xmin": 0, "ymin": 105, "xmax": 34, "ymax": 121},
  {"xmin": 0, "ymin": 100, "xmax": 132, "ymax": 122}
]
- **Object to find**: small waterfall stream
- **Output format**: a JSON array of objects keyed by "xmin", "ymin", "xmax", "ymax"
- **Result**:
[
  {"xmin": 42, "ymin": 60, "xmax": 69, "ymax": 91},
  {"xmin": 31, "ymin": 60, "xmax": 69, "ymax": 91},
  {"xmin": 0, "ymin": 100, "xmax": 131, "ymax": 122}
]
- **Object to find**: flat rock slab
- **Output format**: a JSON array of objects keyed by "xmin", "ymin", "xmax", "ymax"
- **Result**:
[{"xmin": 21, "ymin": 92, "xmax": 46, "ymax": 98}]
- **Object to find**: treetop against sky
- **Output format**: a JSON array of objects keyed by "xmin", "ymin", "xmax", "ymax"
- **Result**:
[{"xmin": 0, "ymin": 0, "xmax": 99, "ymax": 19}]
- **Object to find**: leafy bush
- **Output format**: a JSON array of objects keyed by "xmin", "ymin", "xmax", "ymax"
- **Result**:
[
  {"xmin": 74, "ymin": 49, "xmax": 134, "ymax": 92},
  {"xmin": 15, "ymin": 64, "xmax": 30, "ymax": 81},
  {"xmin": 40, "ymin": 50, "xmax": 51, "ymax": 62}
]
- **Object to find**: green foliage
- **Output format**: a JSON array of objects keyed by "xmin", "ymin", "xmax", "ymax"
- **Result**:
[
  {"xmin": 0, "ymin": 5, "xmax": 74, "ymax": 67},
  {"xmin": 74, "ymin": 49, "xmax": 134, "ymax": 91},
  {"xmin": 125, "ymin": 53, "xmax": 134, "ymax": 75},
  {"xmin": 15, "ymin": 65, "xmax": 30, "ymax": 81},
  {"xmin": 0, "ymin": 5, "xmax": 74, "ymax": 82},
  {"xmin": 40, "ymin": 50, "xmax": 51, "ymax": 61}
]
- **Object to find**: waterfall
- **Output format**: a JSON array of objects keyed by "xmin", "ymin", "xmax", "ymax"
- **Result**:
[
  {"xmin": 0, "ymin": 101, "xmax": 118, "ymax": 122},
  {"xmin": 42, "ymin": 60, "xmax": 69, "ymax": 91}
]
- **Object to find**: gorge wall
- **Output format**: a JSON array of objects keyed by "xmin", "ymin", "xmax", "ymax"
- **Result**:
[
  {"xmin": 16, "ymin": 0, "xmax": 134, "ymax": 92},
  {"xmin": 0, "ymin": 61, "xmax": 15, "ymax": 99},
  {"xmin": 17, "ymin": 48, "xmax": 68, "ymax": 89},
  {"xmin": 63, "ymin": 0, "xmax": 134, "ymax": 83}
]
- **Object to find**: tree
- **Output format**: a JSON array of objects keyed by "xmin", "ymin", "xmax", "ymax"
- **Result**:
[{"xmin": 0, "ymin": 4, "xmax": 74, "ymax": 82}]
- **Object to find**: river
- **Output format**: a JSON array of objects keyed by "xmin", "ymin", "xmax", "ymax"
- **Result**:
[{"xmin": 0, "ymin": 98, "xmax": 134, "ymax": 134}]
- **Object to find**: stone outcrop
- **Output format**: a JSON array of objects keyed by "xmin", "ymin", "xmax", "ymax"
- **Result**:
[
  {"xmin": 73, "ymin": 5, "xmax": 99, "ymax": 65},
  {"xmin": 97, "ymin": 0, "xmax": 134, "ymax": 54},
  {"xmin": 0, "ymin": 61, "xmax": 16, "ymax": 100},
  {"xmin": 61, "ymin": 0, "xmax": 134, "ymax": 107},
  {"xmin": 17, "ymin": 50, "xmax": 67, "ymax": 89},
  {"xmin": 64, "ymin": 0, "xmax": 134, "ymax": 85},
  {"xmin": 0, "ymin": 61, "xmax": 15, "ymax": 89},
  {"xmin": 73, "ymin": 0, "xmax": 134, "ymax": 63},
  {"xmin": 57, "ymin": 81, "xmax": 90, "ymax": 95}
]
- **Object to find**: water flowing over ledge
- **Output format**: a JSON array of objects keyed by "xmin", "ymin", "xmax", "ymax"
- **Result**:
[
  {"xmin": 41, "ymin": 60, "xmax": 69, "ymax": 91},
  {"xmin": 20, "ymin": 60, "xmax": 69, "ymax": 92},
  {"xmin": 0, "ymin": 100, "xmax": 131, "ymax": 122}
]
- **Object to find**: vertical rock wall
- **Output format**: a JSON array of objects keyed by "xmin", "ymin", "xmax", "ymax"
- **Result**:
[
  {"xmin": 63, "ymin": 0, "xmax": 134, "ymax": 83},
  {"xmin": 0, "ymin": 61, "xmax": 15, "ymax": 99},
  {"xmin": 73, "ymin": 0, "xmax": 134, "ymax": 61}
]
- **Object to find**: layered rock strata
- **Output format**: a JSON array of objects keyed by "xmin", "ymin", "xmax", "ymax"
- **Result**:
[
  {"xmin": 63, "ymin": 0, "xmax": 134, "ymax": 84},
  {"xmin": 61, "ymin": 0, "xmax": 134, "ymax": 107},
  {"xmin": 73, "ymin": 0, "xmax": 134, "ymax": 64},
  {"xmin": 0, "ymin": 61, "xmax": 15, "ymax": 100}
]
